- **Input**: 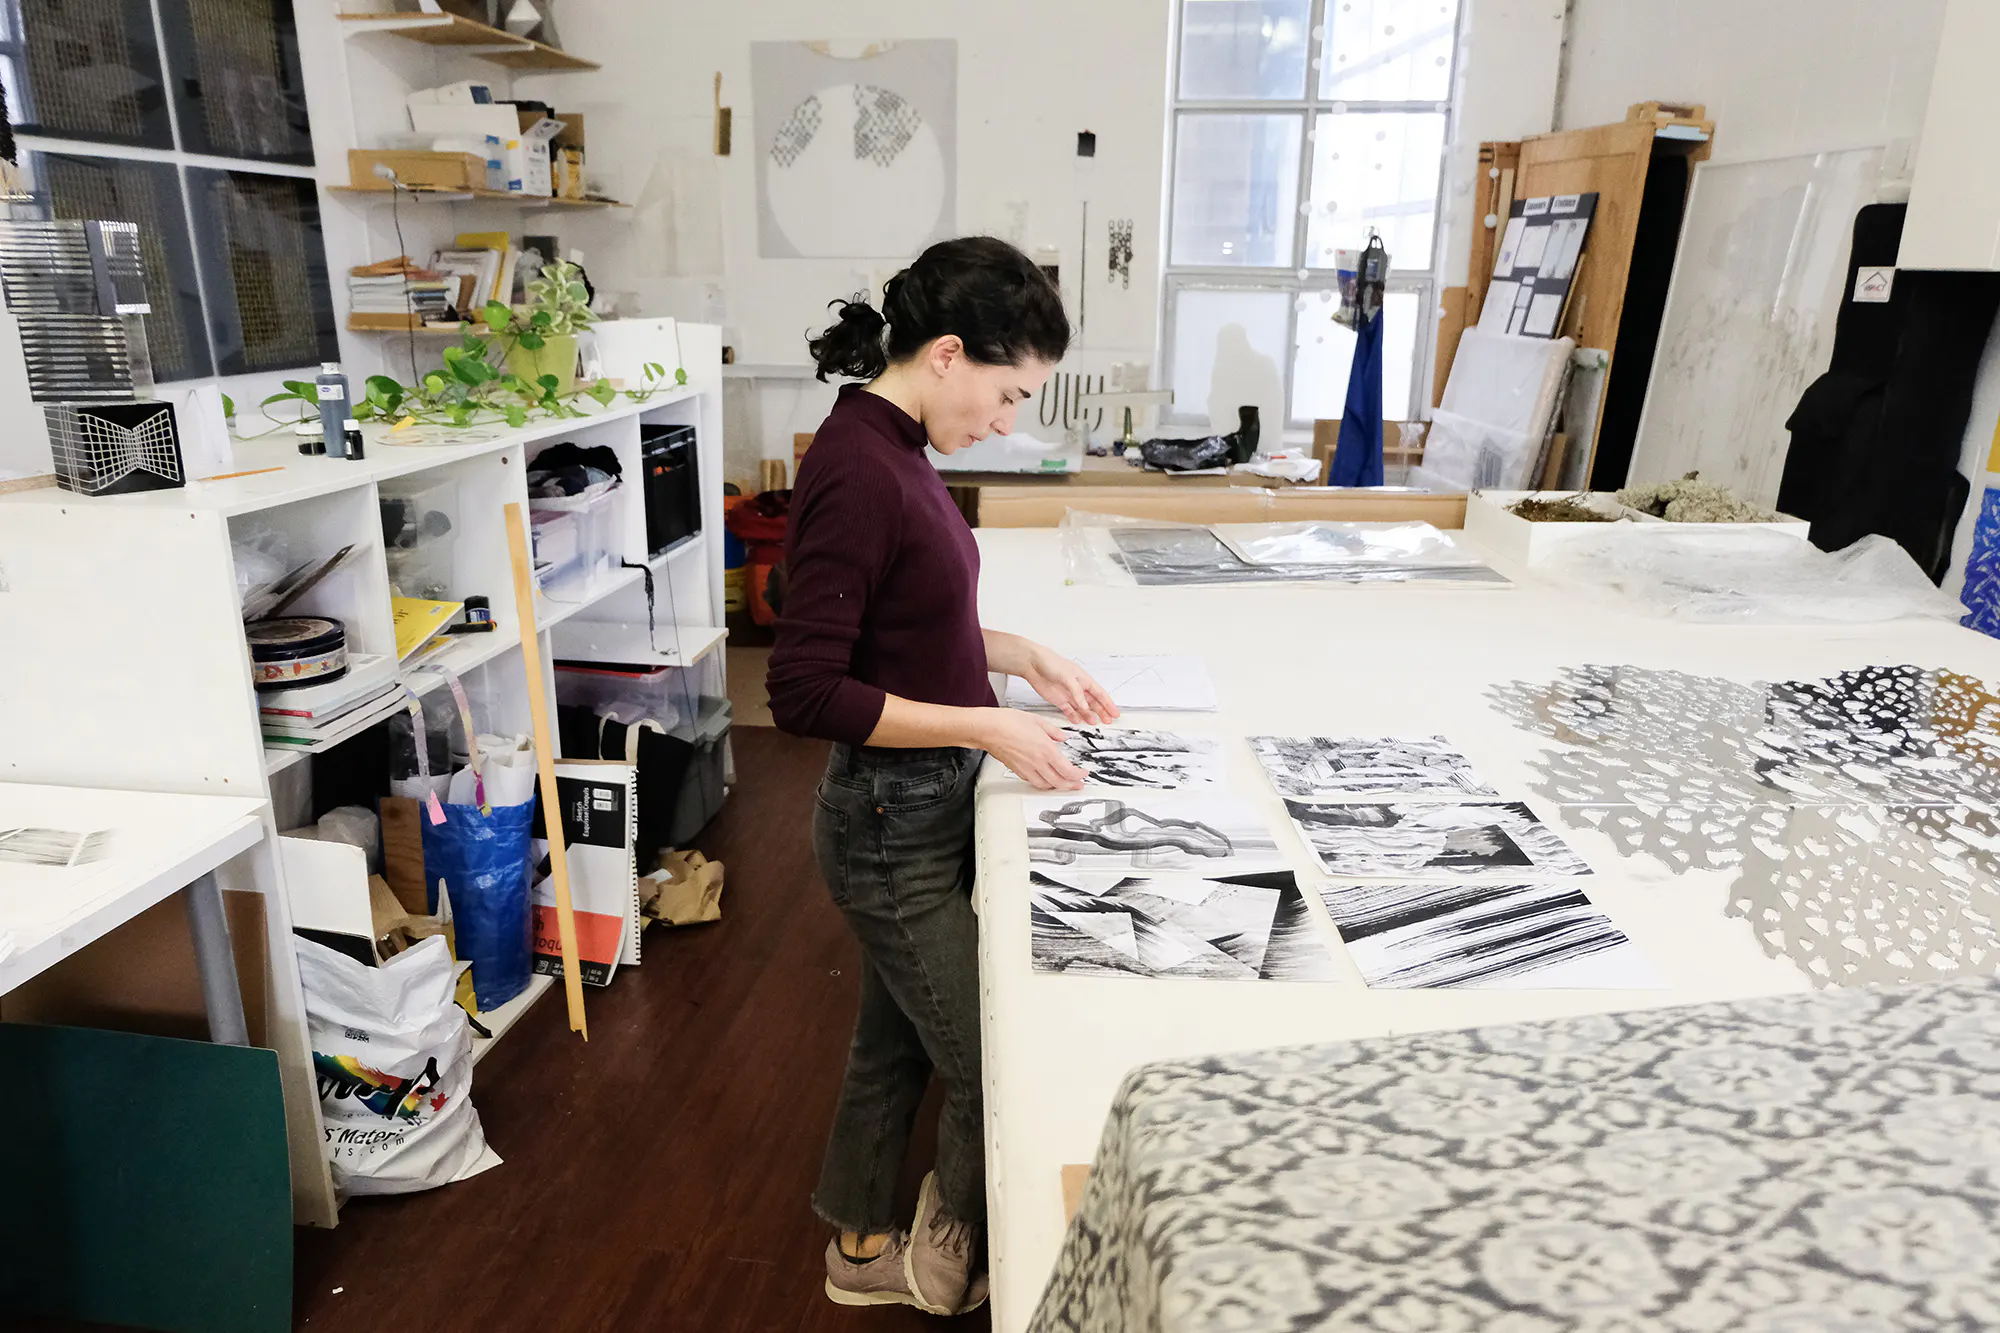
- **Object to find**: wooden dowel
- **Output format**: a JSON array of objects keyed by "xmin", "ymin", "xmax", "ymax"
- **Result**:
[{"xmin": 503, "ymin": 501, "xmax": 588, "ymax": 1039}]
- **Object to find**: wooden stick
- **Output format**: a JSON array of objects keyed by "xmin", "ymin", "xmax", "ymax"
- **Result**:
[
  {"xmin": 199, "ymin": 466, "xmax": 286, "ymax": 482},
  {"xmin": 503, "ymin": 501, "xmax": 588, "ymax": 1039}
]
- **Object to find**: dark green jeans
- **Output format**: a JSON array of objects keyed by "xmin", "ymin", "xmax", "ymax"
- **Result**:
[{"xmin": 810, "ymin": 743, "xmax": 984, "ymax": 1234}]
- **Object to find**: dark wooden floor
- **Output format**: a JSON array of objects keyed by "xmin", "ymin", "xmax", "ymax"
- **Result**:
[{"xmin": 31, "ymin": 727, "xmax": 987, "ymax": 1333}]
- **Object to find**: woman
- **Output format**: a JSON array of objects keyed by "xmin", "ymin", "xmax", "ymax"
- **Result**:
[{"xmin": 768, "ymin": 236, "xmax": 1119, "ymax": 1315}]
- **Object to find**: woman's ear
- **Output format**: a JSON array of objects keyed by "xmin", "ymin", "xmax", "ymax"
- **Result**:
[{"xmin": 928, "ymin": 334, "xmax": 965, "ymax": 377}]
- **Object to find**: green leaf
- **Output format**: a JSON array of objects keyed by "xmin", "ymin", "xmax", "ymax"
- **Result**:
[
  {"xmin": 424, "ymin": 372, "xmax": 448, "ymax": 396},
  {"xmin": 352, "ymin": 402, "xmax": 377, "ymax": 421},
  {"xmin": 482, "ymin": 301, "xmax": 512, "ymax": 331},
  {"xmin": 538, "ymin": 373, "xmax": 560, "ymax": 392},
  {"xmin": 259, "ymin": 390, "xmax": 302, "ymax": 408},
  {"xmin": 588, "ymin": 379, "xmax": 615, "ymax": 406},
  {"xmin": 220, "ymin": 393, "xmax": 236, "ymax": 418},
  {"xmin": 674, "ymin": 367, "xmax": 688, "ymax": 386},
  {"xmin": 529, "ymin": 309, "xmax": 552, "ymax": 329},
  {"xmin": 644, "ymin": 361, "xmax": 664, "ymax": 381},
  {"xmin": 281, "ymin": 379, "xmax": 319, "ymax": 405},
  {"xmin": 441, "ymin": 345, "xmax": 465, "ymax": 363},
  {"xmin": 564, "ymin": 282, "xmax": 588, "ymax": 302},
  {"xmin": 450, "ymin": 405, "xmax": 471, "ymax": 426},
  {"xmin": 504, "ymin": 405, "xmax": 527, "ymax": 428},
  {"xmin": 448, "ymin": 355, "xmax": 485, "ymax": 387},
  {"xmin": 517, "ymin": 330, "xmax": 545, "ymax": 351}
]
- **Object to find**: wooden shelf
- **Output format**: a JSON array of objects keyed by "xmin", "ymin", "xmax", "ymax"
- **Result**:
[
  {"xmin": 346, "ymin": 320, "xmax": 491, "ymax": 335},
  {"xmin": 337, "ymin": 10, "xmax": 598, "ymax": 71},
  {"xmin": 330, "ymin": 185, "xmax": 626, "ymax": 210}
]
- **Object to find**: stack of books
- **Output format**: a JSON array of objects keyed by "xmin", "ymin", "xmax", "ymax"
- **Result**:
[
  {"xmin": 347, "ymin": 256, "xmax": 456, "ymax": 330},
  {"xmin": 261, "ymin": 654, "xmax": 404, "ymax": 749}
]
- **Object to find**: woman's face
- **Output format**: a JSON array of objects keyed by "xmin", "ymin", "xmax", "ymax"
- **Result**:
[{"xmin": 920, "ymin": 337, "xmax": 1058, "ymax": 454}]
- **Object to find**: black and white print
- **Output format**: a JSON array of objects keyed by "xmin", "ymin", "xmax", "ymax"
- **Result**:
[
  {"xmin": 1026, "ymin": 793, "xmax": 1288, "ymax": 875},
  {"xmin": 1031, "ymin": 870, "xmax": 1338, "ymax": 981},
  {"xmin": 1286, "ymin": 800, "xmax": 1592, "ymax": 878},
  {"xmin": 1059, "ymin": 726, "xmax": 1220, "ymax": 789},
  {"xmin": 1249, "ymin": 734, "xmax": 1497, "ymax": 802},
  {"xmin": 0, "ymin": 826, "xmax": 110, "ymax": 867},
  {"xmin": 1317, "ymin": 881, "xmax": 1661, "ymax": 989}
]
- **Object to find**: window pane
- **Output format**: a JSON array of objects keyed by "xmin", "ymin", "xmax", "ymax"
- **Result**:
[
  {"xmin": 1169, "ymin": 287, "xmax": 1291, "ymax": 431},
  {"xmin": 12, "ymin": 0, "xmax": 172, "ymax": 148},
  {"xmin": 159, "ymin": 0, "xmax": 314, "ymax": 164},
  {"xmin": 1304, "ymin": 110, "xmax": 1445, "ymax": 270},
  {"xmin": 1292, "ymin": 288, "xmax": 1419, "ymax": 422},
  {"xmin": 1320, "ymin": 0, "xmax": 1459, "ymax": 101},
  {"xmin": 36, "ymin": 153, "xmax": 211, "ymax": 379},
  {"xmin": 1170, "ymin": 113, "xmax": 1303, "ymax": 267},
  {"xmin": 187, "ymin": 168, "xmax": 338, "ymax": 375},
  {"xmin": 1178, "ymin": 0, "xmax": 1312, "ymax": 99}
]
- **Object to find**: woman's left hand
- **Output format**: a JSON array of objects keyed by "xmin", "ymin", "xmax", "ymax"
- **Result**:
[{"xmin": 1022, "ymin": 645, "xmax": 1121, "ymax": 726}]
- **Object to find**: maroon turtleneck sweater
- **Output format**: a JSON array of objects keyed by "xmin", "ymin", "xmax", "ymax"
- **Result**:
[{"xmin": 767, "ymin": 384, "xmax": 995, "ymax": 746}]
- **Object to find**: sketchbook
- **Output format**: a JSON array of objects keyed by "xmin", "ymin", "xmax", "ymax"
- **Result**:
[
  {"xmin": 1025, "ymin": 792, "xmax": 1288, "ymax": 875},
  {"xmin": 1316, "ymin": 880, "xmax": 1662, "ymax": 989},
  {"xmin": 1030, "ymin": 869, "xmax": 1338, "ymax": 981},
  {"xmin": 532, "ymin": 759, "xmax": 641, "ymax": 987},
  {"xmin": 1004, "ymin": 654, "xmax": 1218, "ymax": 712}
]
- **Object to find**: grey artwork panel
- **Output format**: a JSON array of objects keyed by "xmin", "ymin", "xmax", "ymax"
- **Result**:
[
  {"xmin": 1488, "ymin": 662, "xmax": 2000, "ymax": 987},
  {"xmin": 1026, "ymin": 793, "xmax": 1288, "ymax": 875},
  {"xmin": 1250, "ymin": 734, "xmax": 1497, "ymax": 802},
  {"xmin": 752, "ymin": 40, "xmax": 956, "ymax": 259},
  {"xmin": 1031, "ymin": 870, "xmax": 1338, "ymax": 982},
  {"xmin": 1287, "ymin": 800, "xmax": 1592, "ymax": 879}
]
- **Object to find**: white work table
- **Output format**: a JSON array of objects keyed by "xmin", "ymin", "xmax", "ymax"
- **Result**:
[
  {"xmin": 968, "ymin": 526, "xmax": 2000, "ymax": 1332},
  {"xmin": 0, "ymin": 783, "xmax": 266, "ymax": 1016}
]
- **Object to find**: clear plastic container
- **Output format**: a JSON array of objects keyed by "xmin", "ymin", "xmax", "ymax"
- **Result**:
[
  {"xmin": 530, "ymin": 480, "xmax": 619, "ymax": 589},
  {"xmin": 553, "ymin": 659, "xmax": 694, "ymax": 732},
  {"xmin": 380, "ymin": 477, "xmax": 459, "ymax": 599}
]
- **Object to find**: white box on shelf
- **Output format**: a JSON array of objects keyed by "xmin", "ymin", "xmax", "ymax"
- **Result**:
[{"xmin": 1462, "ymin": 490, "xmax": 1635, "ymax": 565}]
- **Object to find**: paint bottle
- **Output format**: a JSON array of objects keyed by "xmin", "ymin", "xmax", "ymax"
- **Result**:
[
  {"xmin": 342, "ymin": 417, "xmax": 365, "ymax": 461},
  {"xmin": 316, "ymin": 362, "xmax": 350, "ymax": 459}
]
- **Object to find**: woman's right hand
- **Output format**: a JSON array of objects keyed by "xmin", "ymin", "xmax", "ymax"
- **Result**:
[{"xmin": 976, "ymin": 709, "xmax": 1086, "ymax": 791}]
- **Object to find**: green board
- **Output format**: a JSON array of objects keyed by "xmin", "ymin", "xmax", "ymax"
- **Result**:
[{"xmin": 0, "ymin": 1023, "xmax": 291, "ymax": 1333}]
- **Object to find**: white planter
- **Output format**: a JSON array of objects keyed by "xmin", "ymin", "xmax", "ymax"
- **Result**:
[{"xmin": 1461, "ymin": 490, "xmax": 1633, "ymax": 564}]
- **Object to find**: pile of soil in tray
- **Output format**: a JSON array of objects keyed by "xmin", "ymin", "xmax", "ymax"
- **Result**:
[{"xmin": 1507, "ymin": 496, "xmax": 1616, "ymax": 523}]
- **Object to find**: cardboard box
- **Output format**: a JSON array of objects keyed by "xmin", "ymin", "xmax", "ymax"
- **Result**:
[
  {"xmin": 347, "ymin": 149, "xmax": 489, "ymax": 192},
  {"xmin": 428, "ymin": 135, "xmax": 507, "ymax": 191},
  {"xmin": 552, "ymin": 112, "xmax": 584, "ymax": 153}
]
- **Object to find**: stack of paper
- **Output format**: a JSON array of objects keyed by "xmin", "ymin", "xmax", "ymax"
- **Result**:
[
  {"xmin": 260, "ymin": 654, "xmax": 402, "ymax": 746},
  {"xmin": 348, "ymin": 256, "xmax": 455, "ymax": 326}
]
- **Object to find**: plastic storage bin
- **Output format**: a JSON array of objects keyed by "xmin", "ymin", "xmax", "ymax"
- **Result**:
[
  {"xmin": 529, "ymin": 480, "xmax": 619, "ymax": 589},
  {"xmin": 553, "ymin": 659, "xmax": 695, "ymax": 732},
  {"xmin": 668, "ymin": 695, "xmax": 731, "ymax": 845},
  {"xmin": 380, "ymin": 477, "xmax": 459, "ymax": 600}
]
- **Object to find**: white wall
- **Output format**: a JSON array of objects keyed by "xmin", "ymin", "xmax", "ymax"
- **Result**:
[{"xmin": 1558, "ymin": 0, "xmax": 1946, "ymax": 163}]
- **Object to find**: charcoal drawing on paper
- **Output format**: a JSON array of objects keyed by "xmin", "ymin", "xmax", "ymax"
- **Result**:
[
  {"xmin": 1031, "ymin": 869, "xmax": 1338, "ymax": 981},
  {"xmin": 1249, "ymin": 734, "xmax": 1497, "ymax": 801},
  {"xmin": 1317, "ymin": 880, "xmax": 1658, "ymax": 989},
  {"xmin": 1286, "ymin": 800, "xmax": 1591, "ymax": 878},
  {"xmin": 1058, "ymin": 725, "xmax": 1221, "ymax": 789},
  {"xmin": 1025, "ymin": 793, "xmax": 1288, "ymax": 875}
]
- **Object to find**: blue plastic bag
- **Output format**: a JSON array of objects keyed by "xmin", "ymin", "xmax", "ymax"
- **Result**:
[{"xmin": 420, "ymin": 798, "xmax": 534, "ymax": 1011}]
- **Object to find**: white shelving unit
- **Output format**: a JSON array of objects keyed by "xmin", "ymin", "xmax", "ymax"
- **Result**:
[{"xmin": 0, "ymin": 328, "xmax": 728, "ymax": 1228}]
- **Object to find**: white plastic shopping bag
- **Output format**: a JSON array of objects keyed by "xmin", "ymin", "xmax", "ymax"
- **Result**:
[{"xmin": 295, "ymin": 933, "xmax": 502, "ymax": 1195}]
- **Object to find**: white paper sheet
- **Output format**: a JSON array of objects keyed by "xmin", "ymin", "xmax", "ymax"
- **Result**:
[
  {"xmin": 1515, "ymin": 223, "xmax": 1553, "ymax": 272},
  {"xmin": 1005, "ymin": 654, "xmax": 1218, "ymax": 712},
  {"xmin": 1493, "ymin": 216, "xmax": 1526, "ymax": 274},
  {"xmin": 1476, "ymin": 280, "xmax": 1518, "ymax": 334}
]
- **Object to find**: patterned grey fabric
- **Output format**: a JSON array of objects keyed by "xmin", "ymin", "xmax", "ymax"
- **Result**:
[{"xmin": 1029, "ymin": 978, "xmax": 2000, "ymax": 1333}]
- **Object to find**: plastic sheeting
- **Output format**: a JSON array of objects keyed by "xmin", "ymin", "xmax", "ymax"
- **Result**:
[
  {"xmin": 1536, "ymin": 528, "xmax": 1965, "ymax": 623},
  {"xmin": 1060, "ymin": 511, "xmax": 1509, "ymax": 588},
  {"xmin": 1419, "ymin": 330, "xmax": 1574, "ymax": 491}
]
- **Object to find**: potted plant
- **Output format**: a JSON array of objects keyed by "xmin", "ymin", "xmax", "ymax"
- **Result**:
[{"xmin": 485, "ymin": 258, "xmax": 592, "ymax": 395}]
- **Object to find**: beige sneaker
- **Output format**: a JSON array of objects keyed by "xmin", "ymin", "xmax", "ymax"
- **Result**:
[
  {"xmin": 824, "ymin": 1230, "xmax": 919, "ymax": 1307},
  {"xmin": 905, "ymin": 1171, "xmax": 981, "ymax": 1315}
]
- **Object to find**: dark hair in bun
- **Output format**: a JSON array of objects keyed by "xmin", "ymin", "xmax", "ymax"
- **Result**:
[{"xmin": 808, "ymin": 236, "xmax": 1070, "ymax": 382}]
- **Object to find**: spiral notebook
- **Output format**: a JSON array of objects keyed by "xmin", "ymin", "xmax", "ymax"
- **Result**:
[{"xmin": 531, "ymin": 759, "xmax": 641, "ymax": 986}]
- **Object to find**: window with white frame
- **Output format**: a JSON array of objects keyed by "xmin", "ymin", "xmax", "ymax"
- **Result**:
[
  {"xmin": 1162, "ymin": 0, "xmax": 1459, "ymax": 431},
  {"xmin": 0, "ymin": 0, "xmax": 337, "ymax": 381}
]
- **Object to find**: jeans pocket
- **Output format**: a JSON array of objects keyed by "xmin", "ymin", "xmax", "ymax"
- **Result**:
[
  {"xmin": 812, "ymin": 795, "xmax": 852, "ymax": 907},
  {"xmin": 874, "ymin": 752, "xmax": 968, "ymax": 814}
]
